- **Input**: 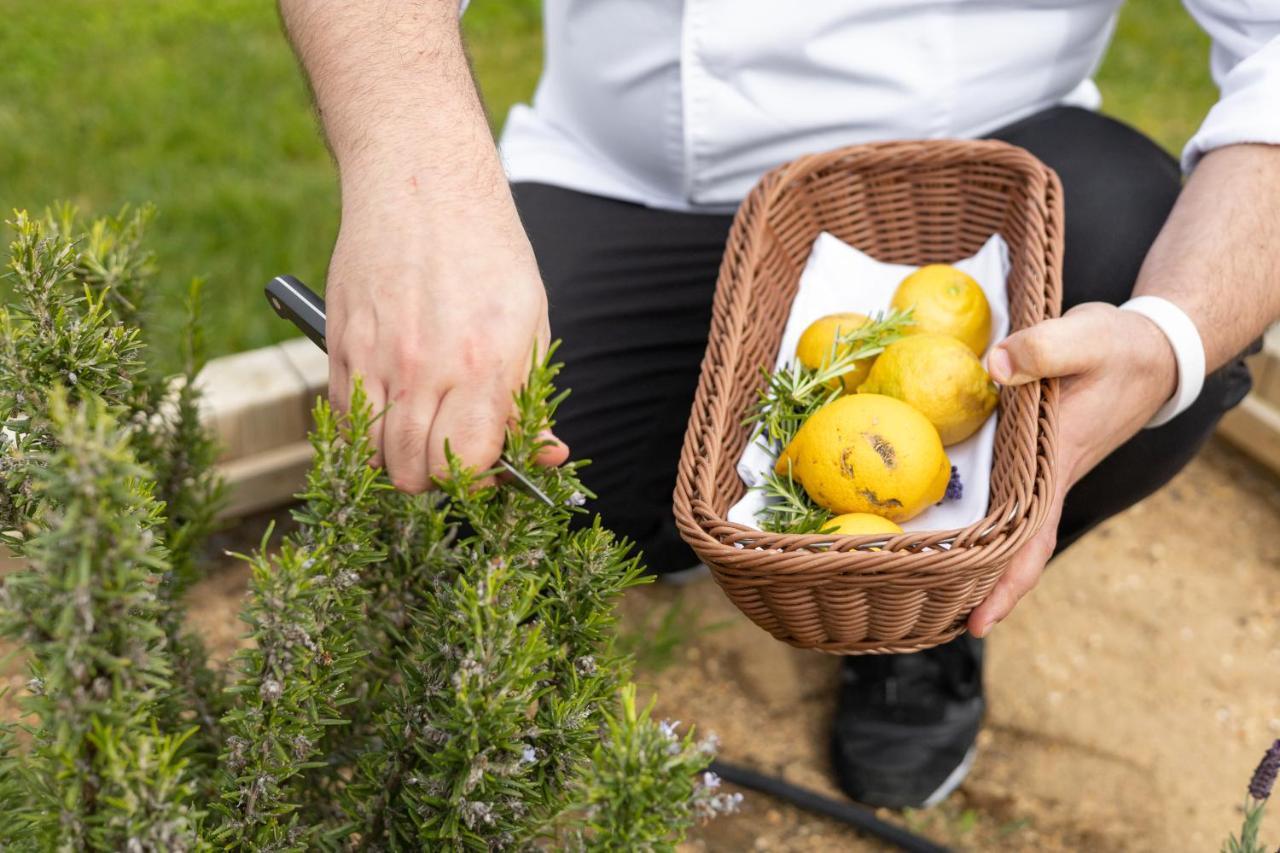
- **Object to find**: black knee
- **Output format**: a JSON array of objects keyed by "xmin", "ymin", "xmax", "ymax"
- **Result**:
[
  {"xmin": 1056, "ymin": 353, "xmax": 1252, "ymax": 552},
  {"xmin": 990, "ymin": 107, "xmax": 1183, "ymax": 310}
]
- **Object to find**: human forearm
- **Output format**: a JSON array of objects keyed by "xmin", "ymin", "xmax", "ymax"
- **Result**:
[
  {"xmin": 1134, "ymin": 143, "xmax": 1280, "ymax": 370},
  {"xmin": 280, "ymin": 0, "xmax": 511, "ymax": 218},
  {"xmin": 971, "ymin": 143, "xmax": 1280, "ymax": 636},
  {"xmin": 278, "ymin": 0, "xmax": 561, "ymax": 492}
]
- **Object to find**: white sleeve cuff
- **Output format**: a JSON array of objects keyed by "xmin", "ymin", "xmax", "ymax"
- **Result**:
[{"xmin": 1182, "ymin": 30, "xmax": 1280, "ymax": 173}]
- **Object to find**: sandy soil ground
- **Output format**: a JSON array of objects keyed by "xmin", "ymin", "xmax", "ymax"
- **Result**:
[
  {"xmin": 4, "ymin": 437, "xmax": 1277, "ymax": 851},
  {"xmin": 655, "ymin": 438, "xmax": 1280, "ymax": 851}
]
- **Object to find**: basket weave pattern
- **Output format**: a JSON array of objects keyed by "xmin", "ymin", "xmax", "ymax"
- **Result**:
[{"xmin": 673, "ymin": 140, "xmax": 1064, "ymax": 654}]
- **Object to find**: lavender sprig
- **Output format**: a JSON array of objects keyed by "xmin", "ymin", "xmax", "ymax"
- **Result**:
[
  {"xmin": 1224, "ymin": 738, "xmax": 1280, "ymax": 853},
  {"xmin": 945, "ymin": 466, "xmax": 963, "ymax": 502},
  {"xmin": 1249, "ymin": 740, "xmax": 1280, "ymax": 802}
]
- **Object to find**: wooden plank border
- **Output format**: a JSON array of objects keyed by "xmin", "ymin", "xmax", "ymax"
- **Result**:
[{"xmin": 200, "ymin": 338, "xmax": 326, "ymax": 518}]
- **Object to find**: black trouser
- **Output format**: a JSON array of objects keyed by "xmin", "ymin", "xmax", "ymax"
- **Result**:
[{"xmin": 515, "ymin": 107, "xmax": 1254, "ymax": 575}]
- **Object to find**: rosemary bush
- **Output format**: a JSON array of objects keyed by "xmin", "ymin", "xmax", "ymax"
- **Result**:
[{"xmin": 0, "ymin": 209, "xmax": 730, "ymax": 850}]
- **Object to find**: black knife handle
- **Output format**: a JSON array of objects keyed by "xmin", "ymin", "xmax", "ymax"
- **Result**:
[{"xmin": 265, "ymin": 275, "xmax": 328, "ymax": 353}]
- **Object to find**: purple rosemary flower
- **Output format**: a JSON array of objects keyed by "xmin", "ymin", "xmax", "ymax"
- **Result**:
[{"xmin": 1248, "ymin": 739, "xmax": 1280, "ymax": 801}]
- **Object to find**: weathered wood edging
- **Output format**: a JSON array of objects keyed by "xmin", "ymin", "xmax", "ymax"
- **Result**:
[{"xmin": 198, "ymin": 337, "xmax": 325, "ymax": 517}]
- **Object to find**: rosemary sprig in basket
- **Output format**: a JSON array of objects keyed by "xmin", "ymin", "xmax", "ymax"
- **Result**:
[{"xmin": 744, "ymin": 309, "xmax": 913, "ymax": 533}]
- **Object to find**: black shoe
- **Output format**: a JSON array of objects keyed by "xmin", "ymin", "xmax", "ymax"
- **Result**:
[{"xmin": 830, "ymin": 635, "xmax": 984, "ymax": 809}]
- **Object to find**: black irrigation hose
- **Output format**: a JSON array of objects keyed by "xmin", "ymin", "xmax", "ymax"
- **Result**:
[{"xmin": 708, "ymin": 759, "xmax": 951, "ymax": 853}]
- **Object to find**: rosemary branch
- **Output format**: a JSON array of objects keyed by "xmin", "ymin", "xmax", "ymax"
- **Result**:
[
  {"xmin": 745, "ymin": 308, "xmax": 912, "ymax": 451},
  {"xmin": 755, "ymin": 465, "xmax": 834, "ymax": 534},
  {"xmin": 744, "ymin": 308, "xmax": 912, "ymax": 534}
]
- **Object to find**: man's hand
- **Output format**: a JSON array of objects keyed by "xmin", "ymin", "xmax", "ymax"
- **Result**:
[
  {"xmin": 280, "ymin": 0, "xmax": 568, "ymax": 492},
  {"xmin": 326, "ymin": 198, "xmax": 567, "ymax": 493},
  {"xmin": 966, "ymin": 302, "xmax": 1177, "ymax": 637},
  {"xmin": 967, "ymin": 143, "xmax": 1280, "ymax": 636}
]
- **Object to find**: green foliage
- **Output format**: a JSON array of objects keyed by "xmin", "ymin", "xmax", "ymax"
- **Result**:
[
  {"xmin": 754, "ymin": 466, "xmax": 835, "ymax": 535},
  {"xmin": 566, "ymin": 684, "xmax": 739, "ymax": 852},
  {"xmin": 213, "ymin": 385, "xmax": 389, "ymax": 849},
  {"xmin": 0, "ymin": 207, "xmax": 223, "ymax": 586},
  {"xmin": 0, "ymin": 391, "xmax": 207, "ymax": 850},
  {"xmin": 0, "ymin": 719, "xmax": 25, "ymax": 846},
  {"xmin": 322, "ymin": 350, "xmax": 692, "ymax": 850},
  {"xmin": 746, "ymin": 309, "xmax": 911, "ymax": 454},
  {"xmin": 1222, "ymin": 799, "xmax": 1270, "ymax": 853},
  {"xmin": 0, "ymin": 208, "xmax": 226, "ymax": 793},
  {"xmin": 0, "ymin": 210, "xmax": 731, "ymax": 849},
  {"xmin": 210, "ymin": 350, "xmax": 726, "ymax": 851}
]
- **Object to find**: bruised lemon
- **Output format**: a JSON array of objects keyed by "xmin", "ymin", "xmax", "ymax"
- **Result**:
[
  {"xmin": 892, "ymin": 264, "xmax": 992, "ymax": 356},
  {"xmin": 775, "ymin": 394, "xmax": 949, "ymax": 522},
  {"xmin": 795, "ymin": 312, "xmax": 874, "ymax": 392},
  {"xmin": 824, "ymin": 512, "xmax": 903, "ymax": 536},
  {"xmin": 858, "ymin": 333, "xmax": 998, "ymax": 446}
]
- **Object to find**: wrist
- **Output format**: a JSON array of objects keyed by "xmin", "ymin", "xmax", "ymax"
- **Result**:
[
  {"xmin": 337, "ymin": 120, "xmax": 506, "ymax": 204},
  {"xmin": 1125, "ymin": 309, "xmax": 1178, "ymax": 397},
  {"xmin": 339, "ymin": 175, "xmax": 527, "ymax": 251}
]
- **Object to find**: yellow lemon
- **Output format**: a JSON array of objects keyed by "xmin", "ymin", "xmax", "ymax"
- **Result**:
[
  {"xmin": 794, "ymin": 312, "xmax": 874, "ymax": 392},
  {"xmin": 775, "ymin": 394, "xmax": 949, "ymax": 522},
  {"xmin": 858, "ymin": 333, "xmax": 999, "ymax": 446},
  {"xmin": 892, "ymin": 264, "xmax": 992, "ymax": 356},
  {"xmin": 824, "ymin": 512, "xmax": 903, "ymax": 536}
]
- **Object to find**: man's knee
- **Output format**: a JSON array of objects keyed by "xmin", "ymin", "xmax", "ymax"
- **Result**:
[
  {"xmin": 1055, "ymin": 353, "xmax": 1253, "ymax": 552},
  {"xmin": 992, "ymin": 107, "xmax": 1183, "ymax": 310}
]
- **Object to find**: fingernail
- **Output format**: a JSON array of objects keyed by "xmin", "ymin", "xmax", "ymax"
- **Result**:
[
  {"xmin": 987, "ymin": 348, "xmax": 1012, "ymax": 384},
  {"xmin": 972, "ymin": 620, "xmax": 991, "ymax": 638}
]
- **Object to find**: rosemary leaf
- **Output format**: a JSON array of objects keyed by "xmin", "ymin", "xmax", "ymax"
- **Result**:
[{"xmin": 743, "ymin": 309, "xmax": 912, "ymax": 535}]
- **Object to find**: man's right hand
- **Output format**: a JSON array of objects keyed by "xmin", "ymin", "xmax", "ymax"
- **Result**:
[
  {"xmin": 325, "ymin": 195, "xmax": 568, "ymax": 494},
  {"xmin": 277, "ymin": 0, "xmax": 569, "ymax": 493}
]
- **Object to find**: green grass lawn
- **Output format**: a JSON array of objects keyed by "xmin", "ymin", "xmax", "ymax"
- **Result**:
[{"xmin": 0, "ymin": 0, "xmax": 1214, "ymax": 367}]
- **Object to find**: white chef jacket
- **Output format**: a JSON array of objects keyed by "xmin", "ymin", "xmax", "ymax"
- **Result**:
[{"xmin": 492, "ymin": 1, "xmax": 1280, "ymax": 213}]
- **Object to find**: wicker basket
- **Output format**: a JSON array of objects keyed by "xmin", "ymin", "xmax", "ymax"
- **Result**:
[{"xmin": 673, "ymin": 140, "xmax": 1063, "ymax": 655}]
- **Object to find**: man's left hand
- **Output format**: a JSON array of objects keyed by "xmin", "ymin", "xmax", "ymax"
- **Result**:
[{"xmin": 966, "ymin": 301, "xmax": 1178, "ymax": 637}]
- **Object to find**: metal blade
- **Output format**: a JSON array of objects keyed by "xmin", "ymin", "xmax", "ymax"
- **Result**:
[{"xmin": 496, "ymin": 458, "xmax": 556, "ymax": 507}]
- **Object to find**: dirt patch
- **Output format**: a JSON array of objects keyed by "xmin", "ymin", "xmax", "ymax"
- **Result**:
[
  {"xmin": 3, "ymin": 439, "xmax": 1277, "ymax": 850},
  {"xmin": 637, "ymin": 438, "xmax": 1280, "ymax": 851}
]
